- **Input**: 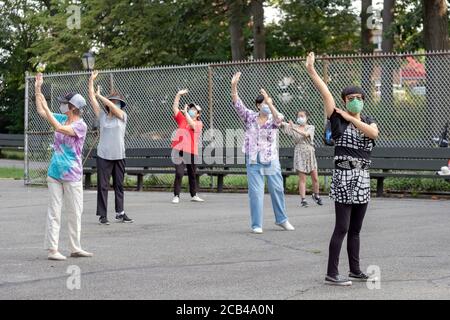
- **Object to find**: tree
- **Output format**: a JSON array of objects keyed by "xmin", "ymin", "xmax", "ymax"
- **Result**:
[
  {"xmin": 361, "ymin": 0, "xmax": 374, "ymax": 53},
  {"xmin": 228, "ymin": 0, "xmax": 247, "ymax": 60},
  {"xmin": 382, "ymin": 0, "xmax": 396, "ymax": 52},
  {"xmin": 423, "ymin": 0, "xmax": 449, "ymax": 51},
  {"xmin": 381, "ymin": 0, "xmax": 396, "ymax": 108},
  {"xmin": 251, "ymin": 0, "xmax": 266, "ymax": 59},
  {"xmin": 266, "ymin": 0, "xmax": 360, "ymax": 58},
  {"xmin": 422, "ymin": 0, "xmax": 449, "ymax": 135}
]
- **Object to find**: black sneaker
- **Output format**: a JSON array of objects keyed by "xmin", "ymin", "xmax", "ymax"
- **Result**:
[
  {"xmin": 324, "ymin": 275, "xmax": 352, "ymax": 286},
  {"xmin": 115, "ymin": 213, "xmax": 134, "ymax": 223},
  {"xmin": 312, "ymin": 193, "xmax": 323, "ymax": 205},
  {"xmin": 301, "ymin": 200, "xmax": 309, "ymax": 208},
  {"xmin": 349, "ymin": 271, "xmax": 378, "ymax": 282},
  {"xmin": 99, "ymin": 216, "xmax": 110, "ymax": 225}
]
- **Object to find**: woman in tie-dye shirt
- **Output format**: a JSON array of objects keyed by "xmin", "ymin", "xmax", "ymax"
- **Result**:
[{"xmin": 35, "ymin": 73, "xmax": 93, "ymax": 261}]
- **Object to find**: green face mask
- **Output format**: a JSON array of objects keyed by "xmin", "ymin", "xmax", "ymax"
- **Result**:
[{"xmin": 346, "ymin": 99, "xmax": 364, "ymax": 114}]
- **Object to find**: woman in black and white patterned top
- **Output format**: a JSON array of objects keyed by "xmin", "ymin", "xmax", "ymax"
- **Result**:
[{"xmin": 306, "ymin": 52, "xmax": 379, "ymax": 286}]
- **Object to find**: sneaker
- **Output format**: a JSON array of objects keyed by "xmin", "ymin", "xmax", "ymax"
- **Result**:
[
  {"xmin": 99, "ymin": 216, "xmax": 110, "ymax": 225},
  {"xmin": 312, "ymin": 193, "xmax": 323, "ymax": 205},
  {"xmin": 70, "ymin": 250, "xmax": 94, "ymax": 258},
  {"xmin": 275, "ymin": 220, "xmax": 295, "ymax": 231},
  {"xmin": 116, "ymin": 213, "xmax": 134, "ymax": 223},
  {"xmin": 48, "ymin": 251, "xmax": 67, "ymax": 261},
  {"xmin": 324, "ymin": 275, "xmax": 352, "ymax": 286},
  {"xmin": 349, "ymin": 271, "xmax": 378, "ymax": 282},
  {"xmin": 191, "ymin": 195, "xmax": 205, "ymax": 202},
  {"xmin": 172, "ymin": 196, "xmax": 180, "ymax": 204},
  {"xmin": 251, "ymin": 227, "xmax": 263, "ymax": 234},
  {"xmin": 301, "ymin": 200, "xmax": 309, "ymax": 208}
]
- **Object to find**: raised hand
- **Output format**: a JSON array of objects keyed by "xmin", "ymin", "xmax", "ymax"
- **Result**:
[
  {"xmin": 35, "ymin": 73, "xmax": 44, "ymax": 88},
  {"xmin": 90, "ymin": 70, "xmax": 99, "ymax": 81},
  {"xmin": 231, "ymin": 72, "xmax": 242, "ymax": 86},
  {"xmin": 334, "ymin": 108, "xmax": 354, "ymax": 122},
  {"xmin": 305, "ymin": 52, "xmax": 315, "ymax": 73},
  {"xmin": 177, "ymin": 89, "xmax": 189, "ymax": 96},
  {"xmin": 260, "ymin": 88, "xmax": 269, "ymax": 99}
]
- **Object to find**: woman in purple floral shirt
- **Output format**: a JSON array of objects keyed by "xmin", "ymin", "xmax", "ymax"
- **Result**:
[{"xmin": 231, "ymin": 72, "xmax": 295, "ymax": 234}]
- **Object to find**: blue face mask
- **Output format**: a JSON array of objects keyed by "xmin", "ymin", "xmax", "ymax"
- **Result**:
[
  {"xmin": 188, "ymin": 110, "xmax": 197, "ymax": 118},
  {"xmin": 260, "ymin": 104, "xmax": 271, "ymax": 115},
  {"xmin": 296, "ymin": 117, "xmax": 306, "ymax": 125}
]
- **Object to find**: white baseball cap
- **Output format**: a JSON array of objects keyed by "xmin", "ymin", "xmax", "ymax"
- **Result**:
[
  {"xmin": 437, "ymin": 166, "xmax": 450, "ymax": 176},
  {"xmin": 57, "ymin": 93, "xmax": 87, "ymax": 109}
]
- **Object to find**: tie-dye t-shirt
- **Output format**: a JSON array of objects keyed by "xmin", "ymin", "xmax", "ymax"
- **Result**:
[{"xmin": 47, "ymin": 113, "xmax": 87, "ymax": 182}]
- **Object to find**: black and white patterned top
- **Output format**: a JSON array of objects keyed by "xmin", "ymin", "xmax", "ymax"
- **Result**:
[{"xmin": 328, "ymin": 110, "xmax": 376, "ymax": 204}]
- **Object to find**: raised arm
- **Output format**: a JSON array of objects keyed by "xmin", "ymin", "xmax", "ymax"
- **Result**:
[
  {"xmin": 231, "ymin": 72, "xmax": 255, "ymax": 122},
  {"xmin": 334, "ymin": 108, "xmax": 379, "ymax": 140},
  {"xmin": 260, "ymin": 88, "xmax": 280, "ymax": 122},
  {"xmin": 96, "ymin": 90, "xmax": 125, "ymax": 121},
  {"xmin": 35, "ymin": 73, "xmax": 48, "ymax": 120},
  {"xmin": 305, "ymin": 52, "xmax": 336, "ymax": 118},
  {"xmin": 231, "ymin": 72, "xmax": 241, "ymax": 104},
  {"xmin": 88, "ymin": 71, "xmax": 101, "ymax": 118},
  {"xmin": 181, "ymin": 104, "xmax": 196, "ymax": 130},
  {"xmin": 172, "ymin": 89, "xmax": 188, "ymax": 117}
]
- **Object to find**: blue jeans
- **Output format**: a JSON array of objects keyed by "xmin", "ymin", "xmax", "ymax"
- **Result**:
[{"xmin": 246, "ymin": 155, "xmax": 289, "ymax": 229}]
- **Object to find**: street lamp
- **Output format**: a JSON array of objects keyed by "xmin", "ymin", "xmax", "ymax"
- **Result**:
[{"xmin": 82, "ymin": 52, "xmax": 95, "ymax": 71}]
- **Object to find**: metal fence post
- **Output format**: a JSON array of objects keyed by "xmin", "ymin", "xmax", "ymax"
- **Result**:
[
  {"xmin": 322, "ymin": 55, "xmax": 330, "ymax": 192},
  {"xmin": 24, "ymin": 72, "xmax": 29, "ymax": 185}
]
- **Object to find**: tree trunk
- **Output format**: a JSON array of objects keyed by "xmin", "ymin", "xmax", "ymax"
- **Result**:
[
  {"xmin": 423, "ymin": 0, "xmax": 449, "ymax": 141},
  {"xmin": 423, "ymin": 0, "xmax": 449, "ymax": 51},
  {"xmin": 381, "ymin": 0, "xmax": 395, "ymax": 109},
  {"xmin": 228, "ymin": 0, "xmax": 246, "ymax": 61},
  {"xmin": 251, "ymin": 0, "xmax": 266, "ymax": 60},
  {"xmin": 361, "ymin": 0, "xmax": 373, "ymax": 100},
  {"xmin": 382, "ymin": 0, "xmax": 395, "ymax": 52},
  {"xmin": 361, "ymin": 0, "xmax": 373, "ymax": 53}
]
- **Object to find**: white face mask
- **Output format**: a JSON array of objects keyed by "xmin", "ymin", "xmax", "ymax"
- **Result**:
[
  {"xmin": 297, "ymin": 117, "xmax": 306, "ymax": 125},
  {"xmin": 59, "ymin": 103, "xmax": 69, "ymax": 114}
]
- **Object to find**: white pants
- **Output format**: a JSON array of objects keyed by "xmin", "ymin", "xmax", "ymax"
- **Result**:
[{"xmin": 45, "ymin": 176, "xmax": 83, "ymax": 253}]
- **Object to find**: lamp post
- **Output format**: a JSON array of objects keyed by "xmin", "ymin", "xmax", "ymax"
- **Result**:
[{"xmin": 82, "ymin": 52, "xmax": 95, "ymax": 72}]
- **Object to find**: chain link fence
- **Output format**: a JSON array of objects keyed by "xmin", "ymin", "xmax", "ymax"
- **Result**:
[{"xmin": 25, "ymin": 51, "xmax": 450, "ymax": 190}]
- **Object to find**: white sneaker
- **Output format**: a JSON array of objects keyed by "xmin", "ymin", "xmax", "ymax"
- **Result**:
[
  {"xmin": 48, "ymin": 251, "xmax": 67, "ymax": 261},
  {"xmin": 191, "ymin": 195, "xmax": 205, "ymax": 202},
  {"xmin": 252, "ymin": 227, "xmax": 263, "ymax": 234},
  {"xmin": 172, "ymin": 196, "xmax": 180, "ymax": 204},
  {"xmin": 276, "ymin": 220, "xmax": 295, "ymax": 231},
  {"xmin": 70, "ymin": 250, "xmax": 94, "ymax": 258}
]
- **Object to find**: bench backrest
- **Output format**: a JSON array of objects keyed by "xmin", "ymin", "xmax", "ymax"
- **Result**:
[
  {"xmin": 0, "ymin": 134, "xmax": 24, "ymax": 149},
  {"xmin": 83, "ymin": 147, "xmax": 450, "ymax": 172}
]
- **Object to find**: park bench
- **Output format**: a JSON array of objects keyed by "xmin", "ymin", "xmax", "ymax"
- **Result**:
[
  {"xmin": 83, "ymin": 147, "xmax": 450, "ymax": 196},
  {"xmin": 0, "ymin": 134, "xmax": 24, "ymax": 155}
]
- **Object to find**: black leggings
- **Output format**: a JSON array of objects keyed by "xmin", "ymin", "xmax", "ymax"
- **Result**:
[
  {"xmin": 327, "ymin": 202, "xmax": 368, "ymax": 277},
  {"xmin": 173, "ymin": 151, "xmax": 198, "ymax": 197}
]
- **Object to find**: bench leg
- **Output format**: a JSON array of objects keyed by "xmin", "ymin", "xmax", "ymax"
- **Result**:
[
  {"xmin": 85, "ymin": 173, "xmax": 91, "ymax": 189},
  {"xmin": 217, "ymin": 175, "xmax": 224, "ymax": 193},
  {"xmin": 376, "ymin": 177, "xmax": 384, "ymax": 197},
  {"xmin": 137, "ymin": 174, "xmax": 144, "ymax": 191}
]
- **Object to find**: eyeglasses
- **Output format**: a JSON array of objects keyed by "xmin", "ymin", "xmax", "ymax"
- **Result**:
[{"xmin": 346, "ymin": 96, "xmax": 363, "ymax": 101}]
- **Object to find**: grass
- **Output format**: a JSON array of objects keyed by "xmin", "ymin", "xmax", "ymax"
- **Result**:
[
  {"xmin": 0, "ymin": 149, "xmax": 24, "ymax": 160},
  {"xmin": 83, "ymin": 172, "xmax": 450, "ymax": 194},
  {"xmin": 0, "ymin": 167, "xmax": 24, "ymax": 180}
]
